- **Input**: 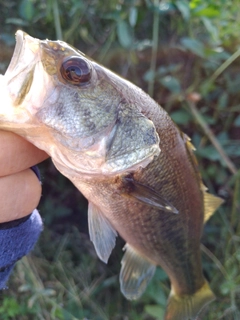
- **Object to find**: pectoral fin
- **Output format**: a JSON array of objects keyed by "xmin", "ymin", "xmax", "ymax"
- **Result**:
[
  {"xmin": 88, "ymin": 202, "xmax": 117, "ymax": 263},
  {"xmin": 122, "ymin": 177, "xmax": 178, "ymax": 214},
  {"xmin": 204, "ymin": 192, "xmax": 224, "ymax": 223},
  {"xmin": 120, "ymin": 244, "xmax": 156, "ymax": 300}
]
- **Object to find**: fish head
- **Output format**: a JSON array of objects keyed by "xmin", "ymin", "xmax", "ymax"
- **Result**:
[{"xmin": 1, "ymin": 30, "xmax": 160, "ymax": 176}]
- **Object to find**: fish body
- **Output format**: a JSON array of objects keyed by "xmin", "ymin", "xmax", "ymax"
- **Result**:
[{"xmin": 0, "ymin": 31, "xmax": 223, "ymax": 319}]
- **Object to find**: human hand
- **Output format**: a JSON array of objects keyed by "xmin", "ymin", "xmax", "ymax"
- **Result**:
[{"xmin": 0, "ymin": 130, "xmax": 49, "ymax": 223}]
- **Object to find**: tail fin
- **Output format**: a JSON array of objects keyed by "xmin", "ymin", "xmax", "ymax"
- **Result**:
[{"xmin": 164, "ymin": 280, "xmax": 215, "ymax": 320}]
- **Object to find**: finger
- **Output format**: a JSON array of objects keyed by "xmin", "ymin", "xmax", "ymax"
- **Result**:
[
  {"xmin": 0, "ymin": 168, "xmax": 42, "ymax": 223},
  {"xmin": 0, "ymin": 130, "xmax": 49, "ymax": 176}
]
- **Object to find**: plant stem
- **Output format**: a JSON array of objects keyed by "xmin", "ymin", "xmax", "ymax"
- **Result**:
[
  {"xmin": 201, "ymin": 244, "xmax": 228, "ymax": 279},
  {"xmin": 186, "ymin": 100, "xmax": 238, "ymax": 175},
  {"xmin": 209, "ymin": 47, "xmax": 240, "ymax": 83},
  {"xmin": 52, "ymin": 0, "xmax": 63, "ymax": 40},
  {"xmin": 231, "ymin": 174, "xmax": 240, "ymax": 230},
  {"xmin": 148, "ymin": 0, "xmax": 160, "ymax": 97}
]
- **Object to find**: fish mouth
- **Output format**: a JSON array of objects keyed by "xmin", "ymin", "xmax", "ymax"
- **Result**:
[
  {"xmin": 5, "ymin": 31, "xmax": 24, "ymax": 75},
  {"xmin": 6, "ymin": 30, "xmax": 39, "ymax": 77},
  {"xmin": 4, "ymin": 30, "xmax": 40, "ymax": 107}
]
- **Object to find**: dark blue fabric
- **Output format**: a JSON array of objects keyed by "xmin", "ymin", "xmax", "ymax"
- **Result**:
[
  {"xmin": 0, "ymin": 209, "xmax": 43, "ymax": 289},
  {"xmin": 30, "ymin": 165, "xmax": 41, "ymax": 181},
  {"xmin": 0, "ymin": 166, "xmax": 43, "ymax": 289}
]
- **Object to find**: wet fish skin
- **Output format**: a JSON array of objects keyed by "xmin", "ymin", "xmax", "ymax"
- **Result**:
[{"xmin": 0, "ymin": 31, "xmax": 224, "ymax": 320}]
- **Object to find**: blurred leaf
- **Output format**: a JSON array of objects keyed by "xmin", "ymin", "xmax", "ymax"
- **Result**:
[
  {"xmin": 5, "ymin": 17, "xmax": 29, "ymax": 26},
  {"xmin": 191, "ymin": 3, "xmax": 220, "ymax": 18},
  {"xmin": 175, "ymin": 0, "xmax": 190, "ymax": 20},
  {"xmin": 202, "ymin": 16, "xmax": 219, "ymax": 42},
  {"xmin": 103, "ymin": 11, "xmax": 120, "ymax": 21},
  {"xmin": 171, "ymin": 109, "xmax": 192, "ymax": 125},
  {"xmin": 220, "ymin": 279, "xmax": 237, "ymax": 295},
  {"xmin": 145, "ymin": 283, "xmax": 167, "ymax": 305},
  {"xmin": 0, "ymin": 298, "xmax": 24, "ymax": 317},
  {"xmin": 181, "ymin": 37, "xmax": 205, "ymax": 57},
  {"xmin": 201, "ymin": 114, "xmax": 216, "ymax": 125},
  {"xmin": 154, "ymin": 267, "xmax": 168, "ymax": 281},
  {"xmin": 145, "ymin": 305, "xmax": 165, "ymax": 319},
  {"xmin": 159, "ymin": 75, "xmax": 181, "ymax": 93},
  {"xmin": 189, "ymin": 0, "xmax": 203, "ymax": 10},
  {"xmin": 234, "ymin": 115, "xmax": 240, "ymax": 127},
  {"xmin": 226, "ymin": 74, "xmax": 240, "ymax": 94},
  {"xmin": 200, "ymin": 80, "xmax": 215, "ymax": 96},
  {"xmin": 157, "ymin": 64, "xmax": 182, "ymax": 76},
  {"xmin": 69, "ymin": 1, "xmax": 85, "ymax": 16},
  {"xmin": 144, "ymin": 268, "xmax": 168, "ymax": 305},
  {"xmin": 217, "ymin": 91, "xmax": 229, "ymax": 109},
  {"xmin": 51, "ymin": 307, "xmax": 64, "ymax": 320},
  {"xmin": 158, "ymin": 2, "xmax": 176, "ymax": 14},
  {"xmin": 143, "ymin": 70, "xmax": 155, "ymax": 82},
  {"xmin": 222, "ymin": 141, "xmax": 240, "ymax": 157},
  {"xmin": 134, "ymin": 39, "xmax": 152, "ymax": 51},
  {"xmin": 40, "ymin": 288, "xmax": 56, "ymax": 296},
  {"xmin": 117, "ymin": 20, "xmax": 133, "ymax": 48},
  {"xmin": 197, "ymin": 138, "xmax": 240, "ymax": 162},
  {"xmin": 19, "ymin": 0, "xmax": 34, "ymax": 21},
  {"xmin": 129, "ymin": 7, "xmax": 138, "ymax": 27},
  {"xmin": 197, "ymin": 145, "xmax": 220, "ymax": 161},
  {"xmin": 217, "ymin": 131, "xmax": 229, "ymax": 141},
  {"xmin": 208, "ymin": 47, "xmax": 231, "ymax": 61}
]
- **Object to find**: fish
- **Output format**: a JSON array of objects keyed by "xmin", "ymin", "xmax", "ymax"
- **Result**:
[{"xmin": 0, "ymin": 30, "xmax": 224, "ymax": 320}]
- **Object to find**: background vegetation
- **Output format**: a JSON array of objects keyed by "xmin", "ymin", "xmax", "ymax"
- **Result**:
[{"xmin": 0, "ymin": 0, "xmax": 239, "ymax": 319}]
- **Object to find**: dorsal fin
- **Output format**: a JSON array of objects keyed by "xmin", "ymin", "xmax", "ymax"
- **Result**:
[
  {"xmin": 88, "ymin": 202, "xmax": 117, "ymax": 263},
  {"xmin": 204, "ymin": 192, "xmax": 224, "ymax": 223}
]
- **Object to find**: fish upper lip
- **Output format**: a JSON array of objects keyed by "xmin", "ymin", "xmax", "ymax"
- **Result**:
[
  {"xmin": 4, "ymin": 30, "xmax": 42, "ymax": 107},
  {"xmin": 5, "ymin": 30, "xmax": 40, "ymax": 79},
  {"xmin": 5, "ymin": 30, "xmax": 24, "ymax": 76}
]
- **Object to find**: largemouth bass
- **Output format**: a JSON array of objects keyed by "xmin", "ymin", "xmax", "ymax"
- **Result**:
[{"xmin": 0, "ymin": 31, "xmax": 223, "ymax": 320}]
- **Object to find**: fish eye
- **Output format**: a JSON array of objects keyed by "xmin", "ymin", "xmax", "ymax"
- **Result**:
[{"xmin": 60, "ymin": 56, "xmax": 91, "ymax": 86}]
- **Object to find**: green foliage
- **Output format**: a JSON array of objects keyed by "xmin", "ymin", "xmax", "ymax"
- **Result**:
[
  {"xmin": 144, "ymin": 305, "xmax": 165, "ymax": 319},
  {"xmin": 0, "ymin": 0, "xmax": 239, "ymax": 319},
  {"xmin": 0, "ymin": 297, "xmax": 34, "ymax": 319}
]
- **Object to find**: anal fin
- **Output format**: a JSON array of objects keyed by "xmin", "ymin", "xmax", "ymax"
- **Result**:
[
  {"xmin": 88, "ymin": 202, "xmax": 117, "ymax": 263},
  {"xmin": 120, "ymin": 243, "xmax": 156, "ymax": 300}
]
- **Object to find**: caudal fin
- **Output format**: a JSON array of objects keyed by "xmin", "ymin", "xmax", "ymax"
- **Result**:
[{"xmin": 164, "ymin": 280, "xmax": 215, "ymax": 320}]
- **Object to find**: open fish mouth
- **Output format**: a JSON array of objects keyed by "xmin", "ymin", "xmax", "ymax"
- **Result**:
[
  {"xmin": 6, "ymin": 31, "xmax": 39, "ymax": 77},
  {"xmin": 6, "ymin": 31, "xmax": 25, "ymax": 75},
  {"xmin": 4, "ymin": 31, "xmax": 41, "ymax": 107}
]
